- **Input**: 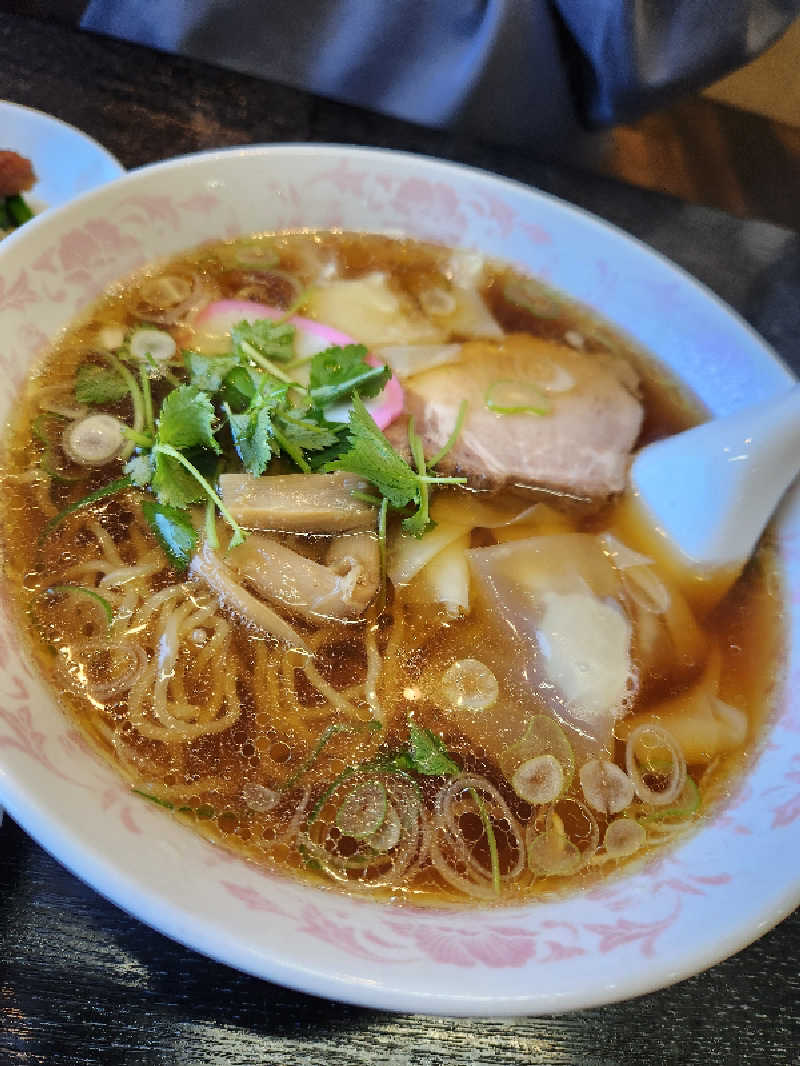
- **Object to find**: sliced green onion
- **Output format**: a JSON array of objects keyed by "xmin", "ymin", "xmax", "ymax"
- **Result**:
[
  {"xmin": 39, "ymin": 475, "xmax": 132, "ymax": 542},
  {"xmin": 470, "ymin": 787, "xmax": 500, "ymax": 895},
  {"xmin": 132, "ymin": 789, "xmax": 215, "ymax": 820},
  {"xmin": 31, "ymin": 412, "xmax": 67, "ymax": 443},
  {"xmin": 638, "ymin": 777, "xmax": 700, "ymax": 824},
  {"xmin": 228, "ymin": 237, "xmax": 279, "ymax": 270},
  {"xmin": 132, "ymin": 788, "xmax": 174, "ymax": 809},
  {"xmin": 129, "ymin": 328, "xmax": 176, "ymax": 366},
  {"xmin": 501, "ymin": 715, "xmax": 575, "ymax": 794},
  {"xmin": 408, "ymin": 417, "xmax": 430, "ymax": 532},
  {"xmin": 282, "ymin": 721, "xmax": 381, "ymax": 792},
  {"xmin": 485, "ymin": 379, "xmax": 550, "ymax": 416},
  {"xmin": 103, "ymin": 351, "xmax": 143, "ymax": 457},
  {"xmin": 31, "ymin": 413, "xmax": 80, "ymax": 483},
  {"xmin": 602, "ymin": 817, "xmax": 646, "ymax": 858},
  {"xmin": 308, "ymin": 767, "xmax": 358, "ymax": 824},
  {"xmin": 377, "ymin": 495, "xmax": 389, "ymax": 610},
  {"xmin": 139, "ymin": 364, "xmax": 154, "ymax": 437},
  {"xmin": 335, "ymin": 779, "xmax": 387, "ymax": 839},
  {"xmin": 441, "ymin": 659, "xmax": 498, "ymax": 713},
  {"xmin": 511, "ymin": 754, "xmax": 564, "ymax": 805},
  {"xmin": 47, "ymin": 585, "xmax": 114, "ymax": 628},
  {"xmin": 428, "ymin": 399, "xmax": 468, "ymax": 467}
]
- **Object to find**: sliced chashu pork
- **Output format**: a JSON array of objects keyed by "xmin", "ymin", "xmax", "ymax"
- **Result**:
[{"xmin": 396, "ymin": 334, "xmax": 643, "ymax": 500}]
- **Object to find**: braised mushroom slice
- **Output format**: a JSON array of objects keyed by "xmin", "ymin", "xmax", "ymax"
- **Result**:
[
  {"xmin": 189, "ymin": 541, "xmax": 307, "ymax": 650},
  {"xmin": 227, "ymin": 531, "xmax": 379, "ymax": 624}
]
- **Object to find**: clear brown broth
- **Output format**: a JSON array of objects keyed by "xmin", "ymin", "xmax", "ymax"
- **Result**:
[{"xmin": 0, "ymin": 231, "xmax": 786, "ymax": 905}]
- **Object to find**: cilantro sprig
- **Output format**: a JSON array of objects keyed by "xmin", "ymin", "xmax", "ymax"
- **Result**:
[
  {"xmin": 123, "ymin": 383, "xmax": 245, "ymax": 553},
  {"xmin": 68, "ymin": 310, "xmax": 465, "ymax": 570},
  {"xmin": 75, "ymin": 363, "xmax": 130, "ymax": 406},
  {"xmin": 324, "ymin": 395, "xmax": 465, "ymax": 536},
  {"xmin": 308, "ymin": 344, "xmax": 390, "ymax": 408},
  {"xmin": 140, "ymin": 499, "xmax": 198, "ymax": 571},
  {"xmin": 382, "ymin": 723, "xmax": 460, "ymax": 777},
  {"xmin": 232, "ymin": 318, "xmax": 296, "ymax": 367},
  {"xmin": 222, "ymin": 369, "xmax": 339, "ymax": 478},
  {"xmin": 308, "ymin": 722, "xmax": 461, "ymax": 824}
]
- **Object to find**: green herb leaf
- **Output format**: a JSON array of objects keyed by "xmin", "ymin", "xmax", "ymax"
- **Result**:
[
  {"xmin": 324, "ymin": 394, "xmax": 419, "ymax": 509},
  {"xmin": 148, "ymin": 445, "xmax": 220, "ymax": 510},
  {"xmin": 407, "ymin": 724, "xmax": 459, "ymax": 776},
  {"xmin": 150, "ymin": 443, "xmax": 246, "ymax": 548},
  {"xmin": 151, "ymin": 450, "xmax": 208, "ymax": 508},
  {"xmin": 278, "ymin": 410, "xmax": 341, "ymax": 452},
  {"xmin": 308, "ymin": 344, "xmax": 390, "ymax": 407},
  {"xmin": 305, "ymin": 426, "xmax": 349, "ymax": 470},
  {"xmin": 156, "ymin": 385, "xmax": 221, "ymax": 453},
  {"xmin": 324, "ymin": 397, "xmax": 465, "ymax": 531},
  {"xmin": 124, "ymin": 452, "xmax": 153, "ymax": 488},
  {"xmin": 141, "ymin": 498, "xmax": 198, "ymax": 571},
  {"xmin": 231, "ymin": 318, "xmax": 296, "ymax": 365},
  {"xmin": 255, "ymin": 375, "xmax": 292, "ymax": 412},
  {"xmin": 219, "ymin": 365, "xmax": 259, "ymax": 412},
  {"xmin": 74, "ymin": 363, "xmax": 130, "ymax": 406},
  {"xmin": 183, "ymin": 350, "xmax": 240, "ymax": 393},
  {"xmin": 226, "ymin": 403, "xmax": 274, "ymax": 477}
]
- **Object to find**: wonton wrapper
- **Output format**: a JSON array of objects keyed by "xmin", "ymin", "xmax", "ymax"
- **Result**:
[{"xmin": 466, "ymin": 534, "xmax": 634, "ymax": 756}]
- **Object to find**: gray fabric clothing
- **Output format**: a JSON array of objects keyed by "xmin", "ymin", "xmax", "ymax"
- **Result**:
[{"xmin": 80, "ymin": 0, "xmax": 800, "ymax": 146}]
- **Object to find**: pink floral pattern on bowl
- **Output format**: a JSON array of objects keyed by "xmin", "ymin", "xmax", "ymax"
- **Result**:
[{"xmin": 0, "ymin": 146, "xmax": 797, "ymax": 1015}]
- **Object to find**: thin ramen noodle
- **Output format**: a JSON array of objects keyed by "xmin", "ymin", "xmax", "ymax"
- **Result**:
[{"xmin": 0, "ymin": 232, "xmax": 785, "ymax": 905}]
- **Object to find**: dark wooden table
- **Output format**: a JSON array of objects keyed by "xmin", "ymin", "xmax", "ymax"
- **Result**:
[{"xmin": 1, "ymin": 11, "xmax": 799, "ymax": 1064}]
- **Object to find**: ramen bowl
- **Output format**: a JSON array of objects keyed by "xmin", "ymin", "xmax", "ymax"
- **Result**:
[{"xmin": 0, "ymin": 145, "xmax": 797, "ymax": 1015}]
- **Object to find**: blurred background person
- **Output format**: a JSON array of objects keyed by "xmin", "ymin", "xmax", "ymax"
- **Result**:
[{"xmin": 17, "ymin": 1, "xmax": 800, "ymax": 150}]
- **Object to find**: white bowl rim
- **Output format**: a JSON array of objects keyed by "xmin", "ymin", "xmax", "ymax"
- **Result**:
[{"xmin": 0, "ymin": 142, "xmax": 797, "ymax": 1016}]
